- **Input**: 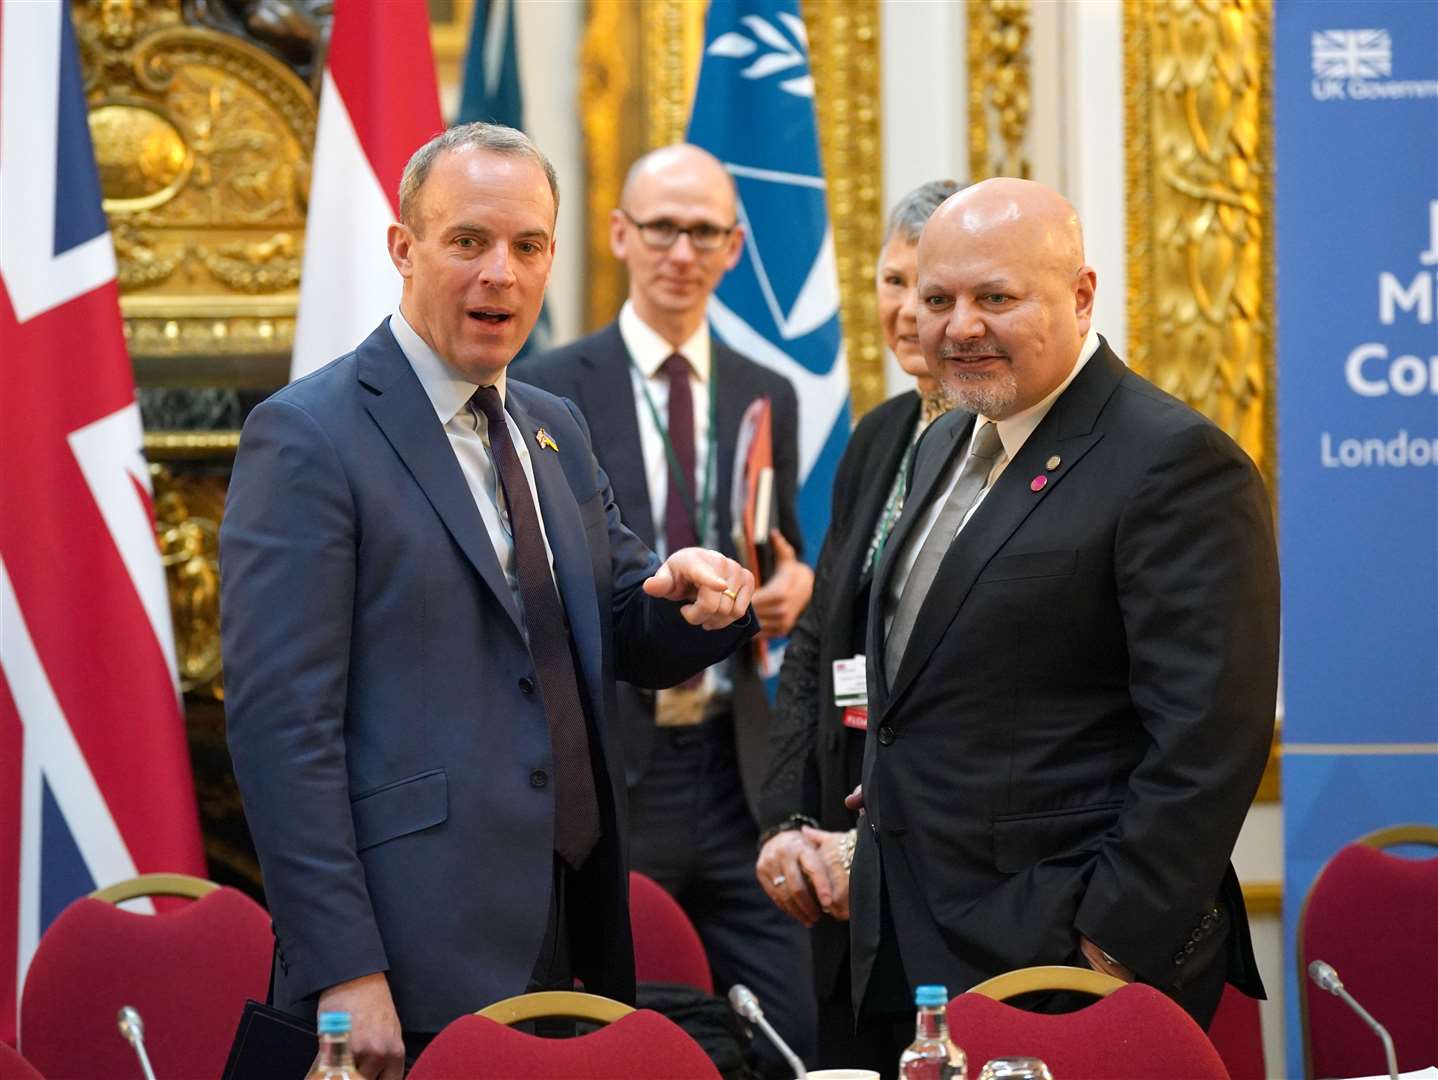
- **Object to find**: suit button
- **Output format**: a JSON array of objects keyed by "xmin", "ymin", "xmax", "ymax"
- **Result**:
[
  {"xmin": 530, "ymin": 769, "xmax": 548, "ymax": 789},
  {"xmin": 877, "ymin": 724, "xmax": 895, "ymax": 746},
  {"xmin": 519, "ymin": 676, "xmax": 535, "ymax": 694}
]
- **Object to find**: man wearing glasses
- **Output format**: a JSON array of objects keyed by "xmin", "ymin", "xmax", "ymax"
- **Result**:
[{"xmin": 518, "ymin": 143, "xmax": 817, "ymax": 1076}]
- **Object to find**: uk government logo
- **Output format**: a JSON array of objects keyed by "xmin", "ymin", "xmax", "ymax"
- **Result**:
[{"xmin": 1311, "ymin": 28, "xmax": 1438, "ymax": 101}]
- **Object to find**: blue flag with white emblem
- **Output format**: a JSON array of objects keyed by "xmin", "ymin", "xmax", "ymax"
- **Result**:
[{"xmin": 687, "ymin": 0, "xmax": 850, "ymax": 555}]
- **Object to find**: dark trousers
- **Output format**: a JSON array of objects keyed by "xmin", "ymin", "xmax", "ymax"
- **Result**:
[{"xmin": 629, "ymin": 716, "xmax": 818, "ymax": 1079}]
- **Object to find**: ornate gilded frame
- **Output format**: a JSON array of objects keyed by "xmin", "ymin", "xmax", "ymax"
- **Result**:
[{"xmin": 1124, "ymin": 0, "xmax": 1276, "ymax": 488}]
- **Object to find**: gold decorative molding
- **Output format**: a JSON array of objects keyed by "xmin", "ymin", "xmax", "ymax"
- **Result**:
[
  {"xmin": 74, "ymin": 0, "xmax": 316, "ymax": 365},
  {"xmin": 1124, "ymin": 0, "xmax": 1275, "ymax": 486},
  {"xmin": 805, "ymin": 0, "xmax": 884, "ymax": 419},
  {"xmin": 968, "ymin": 0, "xmax": 1032, "ymax": 181},
  {"xmin": 145, "ymin": 430, "xmax": 242, "ymax": 458},
  {"xmin": 642, "ymin": 0, "xmax": 706, "ymax": 150},
  {"xmin": 580, "ymin": 0, "xmax": 638, "ymax": 329},
  {"xmin": 152, "ymin": 464, "xmax": 227, "ymax": 699}
]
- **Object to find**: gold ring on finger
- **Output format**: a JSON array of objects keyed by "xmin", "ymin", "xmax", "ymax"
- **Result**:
[{"xmin": 723, "ymin": 588, "xmax": 739, "ymax": 601}]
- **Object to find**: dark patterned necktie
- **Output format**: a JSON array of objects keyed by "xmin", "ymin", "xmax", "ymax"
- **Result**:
[
  {"xmin": 472, "ymin": 385, "xmax": 600, "ymax": 868},
  {"xmin": 661, "ymin": 353, "xmax": 699, "ymax": 553}
]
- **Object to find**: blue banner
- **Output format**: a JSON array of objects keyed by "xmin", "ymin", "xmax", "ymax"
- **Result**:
[
  {"xmin": 687, "ymin": 0, "xmax": 851, "ymax": 555},
  {"xmin": 1274, "ymin": 2, "xmax": 1438, "ymax": 1074}
]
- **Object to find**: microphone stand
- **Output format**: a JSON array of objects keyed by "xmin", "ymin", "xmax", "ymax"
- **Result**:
[{"xmin": 1308, "ymin": 960, "xmax": 1398, "ymax": 1080}]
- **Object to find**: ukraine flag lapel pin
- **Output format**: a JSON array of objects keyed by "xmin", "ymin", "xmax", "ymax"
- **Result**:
[{"xmin": 535, "ymin": 427, "xmax": 559, "ymax": 452}]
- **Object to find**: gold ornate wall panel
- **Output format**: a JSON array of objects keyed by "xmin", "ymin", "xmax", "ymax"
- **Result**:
[
  {"xmin": 153, "ymin": 464, "xmax": 226, "ymax": 699},
  {"xmin": 580, "ymin": 0, "xmax": 885, "ymax": 417},
  {"xmin": 1125, "ymin": 0, "xmax": 1275, "ymax": 485},
  {"xmin": 807, "ymin": 0, "xmax": 883, "ymax": 418},
  {"xmin": 968, "ymin": 0, "xmax": 1032, "ymax": 180},
  {"xmin": 74, "ymin": 0, "xmax": 315, "ymax": 378}
]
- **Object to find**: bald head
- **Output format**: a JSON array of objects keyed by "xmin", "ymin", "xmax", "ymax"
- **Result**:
[
  {"xmin": 915, "ymin": 178, "xmax": 1097, "ymax": 420},
  {"xmin": 611, "ymin": 143, "xmax": 745, "ymax": 346},
  {"xmin": 921, "ymin": 177, "xmax": 1084, "ymax": 277},
  {"xmin": 621, "ymin": 144, "xmax": 737, "ymax": 218}
]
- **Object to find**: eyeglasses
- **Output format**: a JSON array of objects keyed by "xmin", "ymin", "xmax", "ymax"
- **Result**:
[{"xmin": 620, "ymin": 210, "xmax": 737, "ymax": 252}]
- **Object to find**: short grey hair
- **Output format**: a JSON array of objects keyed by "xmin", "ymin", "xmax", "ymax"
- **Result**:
[
  {"xmin": 398, "ymin": 122, "xmax": 560, "ymax": 233},
  {"xmin": 881, "ymin": 178, "xmax": 965, "ymax": 249}
]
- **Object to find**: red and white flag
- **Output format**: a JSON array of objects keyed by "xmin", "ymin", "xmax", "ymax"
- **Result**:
[
  {"xmin": 0, "ymin": 1, "xmax": 205, "ymax": 1045},
  {"xmin": 291, "ymin": 0, "xmax": 444, "ymax": 379}
]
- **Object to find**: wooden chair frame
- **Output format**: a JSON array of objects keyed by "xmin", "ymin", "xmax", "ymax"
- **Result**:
[
  {"xmin": 90, "ymin": 873, "xmax": 218, "ymax": 903},
  {"xmin": 966, "ymin": 964, "xmax": 1126, "ymax": 1001},
  {"xmin": 475, "ymin": 990, "xmax": 634, "ymax": 1026},
  {"xmin": 1296, "ymin": 822, "xmax": 1438, "ymax": 1079}
]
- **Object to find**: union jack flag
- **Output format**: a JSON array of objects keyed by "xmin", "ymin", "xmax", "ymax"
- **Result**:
[
  {"xmin": 1312, "ymin": 29, "xmax": 1392, "ymax": 79},
  {"xmin": 0, "ymin": 1, "xmax": 205, "ymax": 1046}
]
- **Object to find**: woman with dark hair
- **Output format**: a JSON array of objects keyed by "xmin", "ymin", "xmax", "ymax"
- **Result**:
[{"xmin": 754, "ymin": 179, "xmax": 964, "ymax": 1069}]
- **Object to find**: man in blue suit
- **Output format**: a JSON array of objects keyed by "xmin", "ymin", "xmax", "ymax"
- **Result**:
[{"xmin": 221, "ymin": 123, "xmax": 758, "ymax": 1079}]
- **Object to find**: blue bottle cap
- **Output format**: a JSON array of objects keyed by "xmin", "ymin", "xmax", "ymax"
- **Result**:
[
  {"xmin": 317, "ymin": 1011, "xmax": 351, "ymax": 1034},
  {"xmin": 914, "ymin": 984, "xmax": 948, "ymax": 1007}
]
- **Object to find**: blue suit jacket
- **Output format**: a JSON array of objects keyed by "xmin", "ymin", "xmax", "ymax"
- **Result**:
[{"xmin": 220, "ymin": 321, "xmax": 755, "ymax": 1031}]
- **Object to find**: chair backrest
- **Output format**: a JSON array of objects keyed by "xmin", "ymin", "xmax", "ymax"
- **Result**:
[
  {"xmin": 409, "ymin": 1009, "xmax": 722, "ymax": 1079},
  {"xmin": 18, "ymin": 881, "xmax": 272, "ymax": 1080},
  {"xmin": 966, "ymin": 964, "xmax": 1125, "ymax": 1001},
  {"xmin": 0, "ymin": 1041, "xmax": 46, "ymax": 1080},
  {"xmin": 476, "ymin": 990, "xmax": 634, "ymax": 1025},
  {"xmin": 1206, "ymin": 983, "xmax": 1266, "ymax": 1080},
  {"xmin": 947, "ymin": 982, "xmax": 1229, "ymax": 1080},
  {"xmin": 1298, "ymin": 826, "xmax": 1438, "ymax": 1079},
  {"xmin": 629, "ymin": 871, "xmax": 714, "ymax": 993}
]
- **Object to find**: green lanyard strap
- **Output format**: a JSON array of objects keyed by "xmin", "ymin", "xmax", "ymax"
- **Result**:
[{"xmin": 630, "ymin": 356, "xmax": 719, "ymax": 546}]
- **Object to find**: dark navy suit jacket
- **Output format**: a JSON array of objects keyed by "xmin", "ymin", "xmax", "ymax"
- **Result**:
[{"xmin": 220, "ymin": 320, "xmax": 755, "ymax": 1032}]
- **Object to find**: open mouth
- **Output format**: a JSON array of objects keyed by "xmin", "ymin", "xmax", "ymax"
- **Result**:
[{"xmin": 469, "ymin": 308, "xmax": 513, "ymax": 325}]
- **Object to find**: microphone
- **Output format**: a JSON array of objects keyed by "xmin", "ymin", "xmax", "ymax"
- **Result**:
[
  {"xmin": 728, "ymin": 984, "xmax": 808, "ymax": 1079},
  {"xmin": 116, "ymin": 1006, "xmax": 158, "ymax": 1080},
  {"xmin": 1307, "ymin": 960, "xmax": 1398, "ymax": 1080}
]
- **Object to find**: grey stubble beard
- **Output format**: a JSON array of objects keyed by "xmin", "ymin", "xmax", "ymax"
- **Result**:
[{"xmin": 936, "ymin": 366, "xmax": 1019, "ymax": 419}]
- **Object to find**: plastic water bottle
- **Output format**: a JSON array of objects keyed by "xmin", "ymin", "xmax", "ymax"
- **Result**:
[
  {"xmin": 899, "ymin": 984, "xmax": 967, "ymax": 1080},
  {"xmin": 305, "ymin": 1011, "xmax": 361, "ymax": 1080}
]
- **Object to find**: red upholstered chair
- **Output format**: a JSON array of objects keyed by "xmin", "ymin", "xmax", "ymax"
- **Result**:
[
  {"xmin": 409, "ymin": 991, "xmax": 721, "ymax": 1079},
  {"xmin": 0, "ymin": 1042, "xmax": 46, "ymax": 1080},
  {"xmin": 1298, "ymin": 824, "xmax": 1438, "ymax": 1080},
  {"xmin": 19, "ymin": 873, "xmax": 272, "ymax": 1080},
  {"xmin": 629, "ymin": 871, "xmax": 714, "ymax": 993},
  {"xmin": 949, "ymin": 972, "xmax": 1229, "ymax": 1080},
  {"xmin": 1207, "ymin": 982, "xmax": 1265, "ymax": 1080}
]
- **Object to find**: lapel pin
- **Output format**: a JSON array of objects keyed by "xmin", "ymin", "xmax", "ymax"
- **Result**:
[
  {"xmin": 535, "ymin": 428, "xmax": 559, "ymax": 452},
  {"xmin": 1030, "ymin": 474, "xmax": 1048, "ymax": 492},
  {"xmin": 1046, "ymin": 454, "xmax": 1062, "ymax": 471}
]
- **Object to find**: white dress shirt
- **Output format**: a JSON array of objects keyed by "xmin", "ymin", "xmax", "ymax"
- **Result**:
[
  {"xmin": 389, "ymin": 309, "xmax": 555, "ymax": 634},
  {"xmin": 618, "ymin": 300, "xmax": 714, "ymax": 558},
  {"xmin": 885, "ymin": 330, "xmax": 1102, "ymax": 631}
]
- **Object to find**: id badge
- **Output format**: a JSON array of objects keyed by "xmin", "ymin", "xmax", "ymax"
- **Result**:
[
  {"xmin": 832, "ymin": 656, "xmax": 868, "ymax": 707},
  {"xmin": 655, "ymin": 682, "xmax": 710, "ymax": 727}
]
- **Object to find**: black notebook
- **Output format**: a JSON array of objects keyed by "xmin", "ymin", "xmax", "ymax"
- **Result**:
[{"xmin": 221, "ymin": 999, "xmax": 317, "ymax": 1080}]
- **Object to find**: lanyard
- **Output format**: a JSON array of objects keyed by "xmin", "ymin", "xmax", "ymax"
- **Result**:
[
  {"xmin": 630, "ymin": 357, "xmax": 719, "ymax": 546},
  {"xmin": 864, "ymin": 438, "xmax": 918, "ymax": 576}
]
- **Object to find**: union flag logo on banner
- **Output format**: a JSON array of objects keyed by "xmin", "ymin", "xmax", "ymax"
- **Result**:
[{"xmin": 0, "ymin": 1, "xmax": 205, "ymax": 1046}]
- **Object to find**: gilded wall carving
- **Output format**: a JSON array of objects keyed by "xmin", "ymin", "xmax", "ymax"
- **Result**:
[
  {"xmin": 74, "ymin": 0, "xmax": 316, "ymax": 365},
  {"xmin": 968, "ymin": 0, "xmax": 1032, "ymax": 180},
  {"xmin": 806, "ymin": 0, "xmax": 884, "ymax": 418},
  {"xmin": 1125, "ymin": 0, "xmax": 1274, "ymax": 484},
  {"xmin": 579, "ymin": 0, "xmax": 884, "ymax": 416},
  {"xmin": 152, "ymin": 465, "xmax": 227, "ymax": 699}
]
